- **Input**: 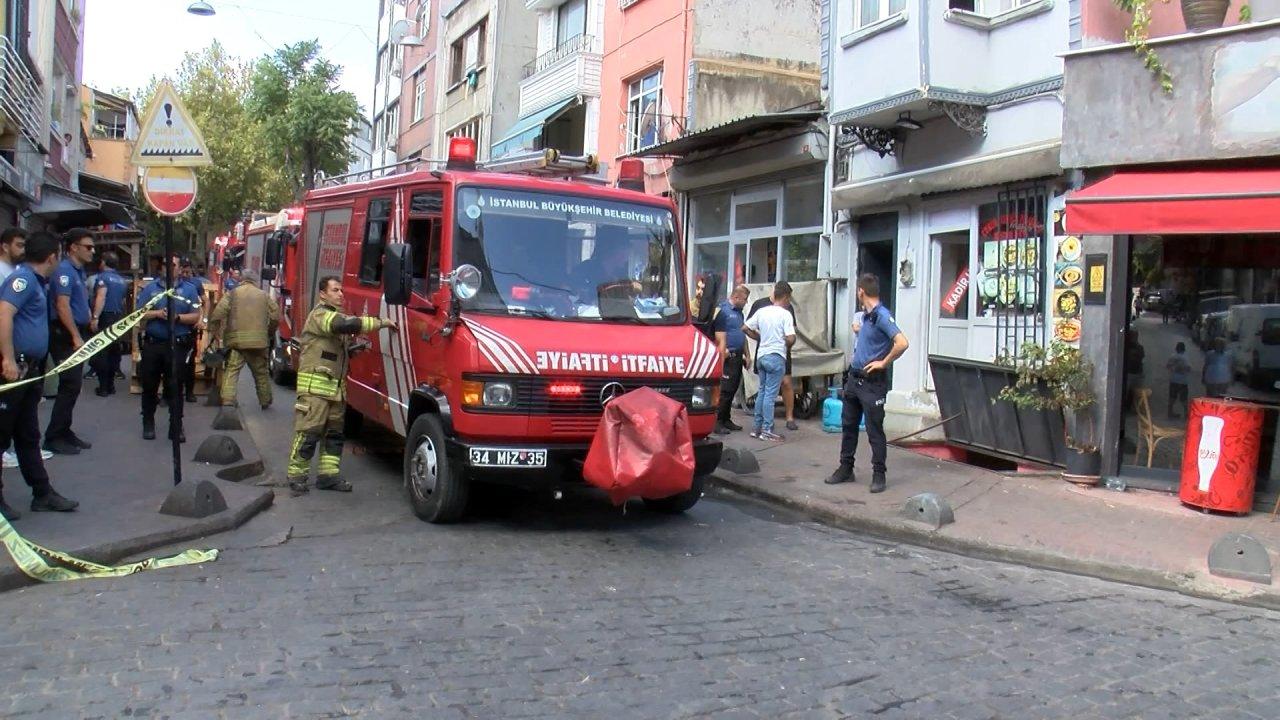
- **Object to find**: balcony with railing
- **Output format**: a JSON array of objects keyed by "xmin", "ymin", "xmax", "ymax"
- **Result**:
[
  {"xmin": 517, "ymin": 34, "xmax": 601, "ymax": 117},
  {"xmin": 0, "ymin": 36, "xmax": 47, "ymax": 146}
]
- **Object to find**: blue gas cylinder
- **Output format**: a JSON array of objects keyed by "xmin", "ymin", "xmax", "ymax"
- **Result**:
[{"xmin": 822, "ymin": 387, "xmax": 843, "ymax": 433}]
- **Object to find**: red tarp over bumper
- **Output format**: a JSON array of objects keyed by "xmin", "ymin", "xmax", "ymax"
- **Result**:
[
  {"xmin": 583, "ymin": 387, "xmax": 695, "ymax": 505},
  {"xmin": 1065, "ymin": 168, "xmax": 1280, "ymax": 235}
]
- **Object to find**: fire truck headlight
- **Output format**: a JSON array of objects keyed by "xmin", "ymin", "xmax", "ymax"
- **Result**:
[
  {"xmin": 691, "ymin": 384, "xmax": 715, "ymax": 410},
  {"xmin": 483, "ymin": 382, "xmax": 515, "ymax": 407}
]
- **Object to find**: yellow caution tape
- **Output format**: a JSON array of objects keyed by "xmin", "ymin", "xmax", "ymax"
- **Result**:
[
  {"xmin": 0, "ymin": 288, "xmax": 218, "ymax": 582},
  {"xmin": 0, "ymin": 512, "xmax": 217, "ymax": 582},
  {"xmin": 0, "ymin": 290, "xmax": 175, "ymax": 394}
]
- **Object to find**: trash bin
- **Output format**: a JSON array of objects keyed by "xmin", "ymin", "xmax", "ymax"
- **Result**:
[{"xmin": 1179, "ymin": 397, "xmax": 1265, "ymax": 514}]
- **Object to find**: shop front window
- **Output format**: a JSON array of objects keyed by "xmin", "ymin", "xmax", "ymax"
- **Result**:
[
  {"xmin": 694, "ymin": 191, "xmax": 730, "ymax": 239},
  {"xmin": 694, "ymin": 241, "xmax": 729, "ymax": 300},
  {"xmin": 975, "ymin": 191, "xmax": 1048, "ymax": 357},
  {"xmin": 1120, "ymin": 235, "xmax": 1280, "ymax": 493},
  {"xmin": 782, "ymin": 233, "xmax": 820, "ymax": 282},
  {"xmin": 735, "ymin": 199, "xmax": 777, "ymax": 231},
  {"xmin": 783, "ymin": 176, "xmax": 823, "ymax": 229},
  {"xmin": 748, "ymin": 236, "xmax": 776, "ymax": 284}
]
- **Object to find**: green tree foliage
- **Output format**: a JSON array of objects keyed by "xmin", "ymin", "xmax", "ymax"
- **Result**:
[
  {"xmin": 248, "ymin": 40, "xmax": 361, "ymax": 196},
  {"xmin": 134, "ymin": 42, "xmax": 292, "ymax": 256}
]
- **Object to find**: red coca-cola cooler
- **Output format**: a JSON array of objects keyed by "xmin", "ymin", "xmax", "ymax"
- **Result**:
[{"xmin": 1179, "ymin": 398, "xmax": 1265, "ymax": 514}]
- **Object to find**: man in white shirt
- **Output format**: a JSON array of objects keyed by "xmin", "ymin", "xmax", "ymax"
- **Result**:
[
  {"xmin": 743, "ymin": 281, "xmax": 796, "ymax": 441},
  {"xmin": 0, "ymin": 228, "xmax": 26, "ymax": 283}
]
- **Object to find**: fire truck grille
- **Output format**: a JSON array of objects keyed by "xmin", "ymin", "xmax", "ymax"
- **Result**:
[
  {"xmin": 550, "ymin": 417, "xmax": 601, "ymax": 435},
  {"xmin": 465, "ymin": 375, "xmax": 715, "ymax": 416}
]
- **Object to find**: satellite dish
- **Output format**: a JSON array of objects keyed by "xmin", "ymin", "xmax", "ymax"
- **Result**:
[
  {"xmin": 390, "ymin": 18, "xmax": 424, "ymax": 46},
  {"xmin": 389, "ymin": 19, "xmax": 417, "ymax": 45}
]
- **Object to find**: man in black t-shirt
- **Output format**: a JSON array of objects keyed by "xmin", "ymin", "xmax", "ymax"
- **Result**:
[{"xmin": 746, "ymin": 282, "xmax": 798, "ymax": 431}]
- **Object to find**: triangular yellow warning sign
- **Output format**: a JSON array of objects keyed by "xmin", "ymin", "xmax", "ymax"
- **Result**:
[{"xmin": 131, "ymin": 80, "xmax": 213, "ymax": 167}]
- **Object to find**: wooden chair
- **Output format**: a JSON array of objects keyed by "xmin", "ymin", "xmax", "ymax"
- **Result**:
[{"xmin": 1133, "ymin": 387, "xmax": 1186, "ymax": 468}]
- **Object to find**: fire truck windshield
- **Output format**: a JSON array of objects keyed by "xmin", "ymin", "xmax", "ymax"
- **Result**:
[{"xmin": 454, "ymin": 186, "xmax": 685, "ymax": 324}]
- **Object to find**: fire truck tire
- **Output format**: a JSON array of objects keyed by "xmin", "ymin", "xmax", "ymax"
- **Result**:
[
  {"xmin": 270, "ymin": 345, "xmax": 295, "ymax": 387},
  {"xmin": 643, "ymin": 474, "xmax": 705, "ymax": 514},
  {"xmin": 404, "ymin": 414, "xmax": 469, "ymax": 523}
]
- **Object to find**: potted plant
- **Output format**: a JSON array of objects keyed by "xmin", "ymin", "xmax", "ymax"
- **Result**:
[
  {"xmin": 1181, "ymin": 0, "xmax": 1232, "ymax": 30},
  {"xmin": 998, "ymin": 341, "xmax": 1101, "ymax": 484}
]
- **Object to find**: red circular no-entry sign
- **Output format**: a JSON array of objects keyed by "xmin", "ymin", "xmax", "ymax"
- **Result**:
[{"xmin": 142, "ymin": 166, "xmax": 198, "ymax": 216}]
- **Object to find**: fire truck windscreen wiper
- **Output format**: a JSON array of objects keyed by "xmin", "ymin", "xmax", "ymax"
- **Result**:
[{"xmin": 504, "ymin": 306, "xmax": 556, "ymax": 319}]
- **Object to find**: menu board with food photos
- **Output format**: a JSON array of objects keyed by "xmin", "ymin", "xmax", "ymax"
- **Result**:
[
  {"xmin": 977, "ymin": 238, "xmax": 1041, "ymax": 309},
  {"xmin": 1052, "ymin": 235, "xmax": 1083, "ymax": 346}
]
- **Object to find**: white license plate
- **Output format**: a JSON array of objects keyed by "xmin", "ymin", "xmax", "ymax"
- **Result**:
[{"xmin": 469, "ymin": 448, "xmax": 548, "ymax": 468}]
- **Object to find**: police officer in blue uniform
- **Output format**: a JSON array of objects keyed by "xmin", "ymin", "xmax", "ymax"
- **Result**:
[
  {"xmin": 0, "ymin": 231, "xmax": 79, "ymax": 520},
  {"xmin": 179, "ymin": 258, "xmax": 204, "ymax": 403},
  {"xmin": 714, "ymin": 284, "xmax": 750, "ymax": 435},
  {"xmin": 90, "ymin": 251, "xmax": 128, "ymax": 396},
  {"xmin": 137, "ymin": 255, "xmax": 202, "ymax": 442},
  {"xmin": 825, "ymin": 274, "xmax": 909, "ymax": 493},
  {"xmin": 43, "ymin": 229, "xmax": 96, "ymax": 456}
]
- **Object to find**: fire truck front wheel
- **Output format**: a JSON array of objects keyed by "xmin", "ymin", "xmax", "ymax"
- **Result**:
[
  {"xmin": 642, "ymin": 474, "xmax": 706, "ymax": 514},
  {"xmin": 269, "ymin": 344, "xmax": 295, "ymax": 387},
  {"xmin": 404, "ymin": 414, "xmax": 470, "ymax": 523}
]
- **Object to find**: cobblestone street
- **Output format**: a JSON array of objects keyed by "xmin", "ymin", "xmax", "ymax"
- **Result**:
[{"xmin": 2, "ymin": 412, "xmax": 1280, "ymax": 719}]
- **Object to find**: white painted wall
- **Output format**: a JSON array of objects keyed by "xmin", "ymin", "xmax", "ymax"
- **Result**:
[
  {"xmin": 929, "ymin": 0, "xmax": 1069, "ymax": 93},
  {"xmin": 827, "ymin": 0, "xmax": 921, "ymax": 115},
  {"xmin": 843, "ymin": 95, "xmax": 1064, "ymax": 185}
]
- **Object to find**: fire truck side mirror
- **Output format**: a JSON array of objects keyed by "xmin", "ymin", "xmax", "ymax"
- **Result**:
[
  {"xmin": 261, "ymin": 267, "xmax": 277, "ymax": 282},
  {"xmin": 384, "ymin": 243, "xmax": 413, "ymax": 306},
  {"xmin": 265, "ymin": 231, "xmax": 285, "ymax": 267}
]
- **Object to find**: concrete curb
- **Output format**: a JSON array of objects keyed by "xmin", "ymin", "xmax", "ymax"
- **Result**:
[
  {"xmin": 0, "ymin": 480, "xmax": 273, "ymax": 593},
  {"xmin": 0, "ymin": 407, "xmax": 276, "ymax": 593},
  {"xmin": 710, "ymin": 472, "xmax": 1280, "ymax": 612}
]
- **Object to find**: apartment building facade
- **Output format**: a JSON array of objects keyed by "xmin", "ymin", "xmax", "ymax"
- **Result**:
[
  {"xmin": 372, "ymin": 0, "xmax": 405, "ymax": 170},
  {"xmin": 397, "ymin": 0, "xmax": 441, "ymax": 161},
  {"xmin": 602, "ymin": 0, "xmax": 823, "ymax": 287},
  {"xmin": 490, "ymin": 0, "xmax": 602, "ymax": 160},
  {"xmin": 825, "ymin": 0, "xmax": 1072, "ymax": 436},
  {"xmin": 435, "ymin": 0, "xmax": 537, "ymax": 161},
  {"xmin": 1, "ymin": 0, "xmax": 93, "ymax": 229}
]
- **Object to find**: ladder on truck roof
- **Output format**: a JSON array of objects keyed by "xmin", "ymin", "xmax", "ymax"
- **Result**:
[{"xmin": 319, "ymin": 149, "xmax": 600, "ymax": 188}]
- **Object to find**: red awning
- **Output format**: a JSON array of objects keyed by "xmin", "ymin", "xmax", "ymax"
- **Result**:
[{"xmin": 1065, "ymin": 168, "xmax": 1280, "ymax": 235}]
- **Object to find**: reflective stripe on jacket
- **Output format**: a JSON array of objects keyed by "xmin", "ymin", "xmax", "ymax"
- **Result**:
[{"xmin": 295, "ymin": 302, "xmax": 382, "ymax": 401}]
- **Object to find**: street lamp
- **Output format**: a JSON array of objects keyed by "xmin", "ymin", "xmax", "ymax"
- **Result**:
[{"xmin": 187, "ymin": 1, "xmax": 216, "ymax": 16}]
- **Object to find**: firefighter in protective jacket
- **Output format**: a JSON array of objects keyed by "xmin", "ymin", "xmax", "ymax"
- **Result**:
[
  {"xmin": 287, "ymin": 277, "xmax": 397, "ymax": 494},
  {"xmin": 208, "ymin": 273, "xmax": 280, "ymax": 409}
]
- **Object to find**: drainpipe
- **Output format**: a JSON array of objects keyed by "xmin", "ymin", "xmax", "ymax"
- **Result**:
[
  {"xmin": 822, "ymin": 0, "xmax": 844, "ymax": 354},
  {"xmin": 488, "ymin": 0, "xmax": 506, "ymax": 160}
]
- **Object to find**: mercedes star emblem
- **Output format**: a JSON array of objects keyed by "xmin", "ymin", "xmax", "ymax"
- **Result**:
[{"xmin": 599, "ymin": 382, "xmax": 625, "ymax": 407}]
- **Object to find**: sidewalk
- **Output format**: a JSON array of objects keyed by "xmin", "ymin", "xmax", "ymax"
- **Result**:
[
  {"xmin": 711, "ymin": 410, "xmax": 1280, "ymax": 609},
  {"xmin": 0, "ymin": 377, "xmax": 273, "ymax": 591}
]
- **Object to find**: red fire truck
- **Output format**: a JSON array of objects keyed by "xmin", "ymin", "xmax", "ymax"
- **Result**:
[
  {"xmin": 211, "ymin": 208, "xmax": 303, "ymax": 291},
  {"xmin": 263, "ymin": 139, "xmax": 723, "ymax": 522}
]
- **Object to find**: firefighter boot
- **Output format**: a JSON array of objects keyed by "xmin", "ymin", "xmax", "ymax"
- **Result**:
[{"xmin": 316, "ymin": 476, "xmax": 352, "ymax": 492}]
